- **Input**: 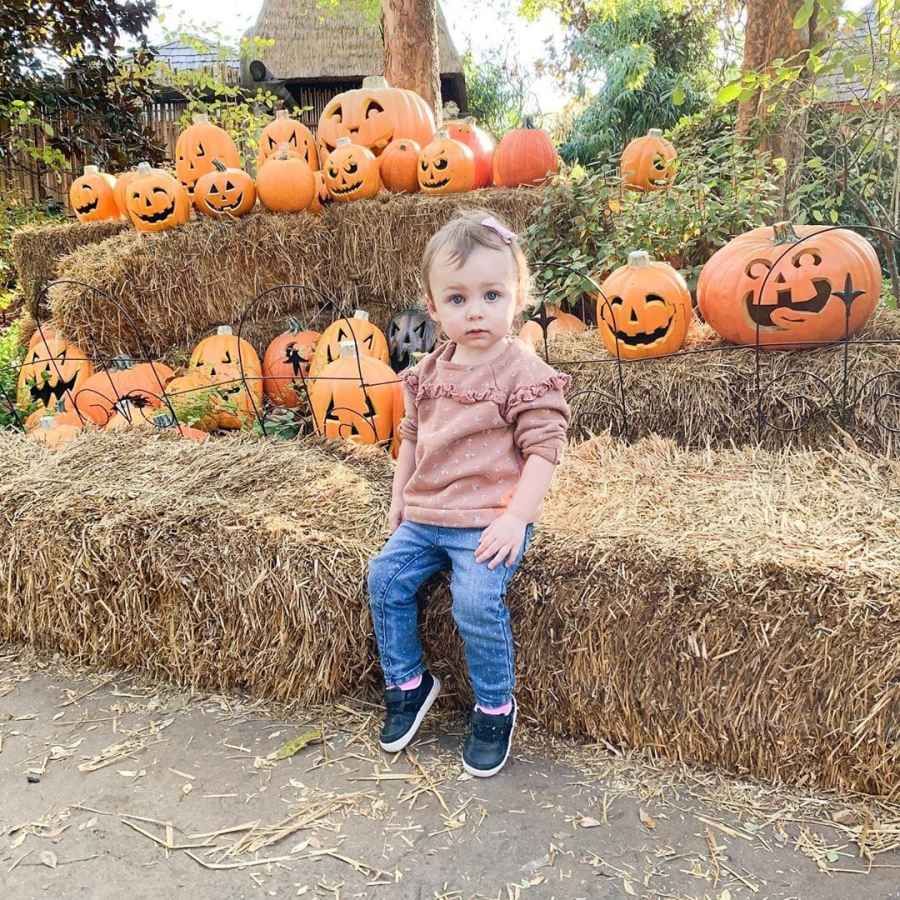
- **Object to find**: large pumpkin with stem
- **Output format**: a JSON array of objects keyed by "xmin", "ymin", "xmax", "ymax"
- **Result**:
[
  {"xmin": 69, "ymin": 166, "xmax": 119, "ymax": 222},
  {"xmin": 317, "ymin": 76, "xmax": 436, "ymax": 160},
  {"xmin": 262, "ymin": 321, "xmax": 320, "ymax": 407},
  {"xmin": 309, "ymin": 310, "xmax": 390, "ymax": 376},
  {"xmin": 190, "ymin": 325, "xmax": 262, "ymax": 379},
  {"xmin": 258, "ymin": 110, "xmax": 318, "ymax": 171},
  {"xmin": 256, "ymin": 145, "xmax": 316, "ymax": 212},
  {"xmin": 379, "ymin": 139, "xmax": 421, "ymax": 193},
  {"xmin": 597, "ymin": 251, "xmax": 692, "ymax": 360},
  {"xmin": 446, "ymin": 117, "xmax": 495, "ymax": 188},
  {"xmin": 697, "ymin": 222, "xmax": 882, "ymax": 349},
  {"xmin": 193, "ymin": 159, "xmax": 256, "ymax": 219},
  {"xmin": 125, "ymin": 162, "xmax": 191, "ymax": 233},
  {"xmin": 72, "ymin": 357, "xmax": 175, "ymax": 425},
  {"xmin": 175, "ymin": 113, "xmax": 240, "ymax": 200},
  {"xmin": 418, "ymin": 130, "xmax": 475, "ymax": 195},
  {"xmin": 323, "ymin": 138, "xmax": 382, "ymax": 201},
  {"xmin": 621, "ymin": 129, "xmax": 677, "ymax": 192},
  {"xmin": 492, "ymin": 117, "xmax": 559, "ymax": 188},
  {"xmin": 16, "ymin": 333, "xmax": 94, "ymax": 414}
]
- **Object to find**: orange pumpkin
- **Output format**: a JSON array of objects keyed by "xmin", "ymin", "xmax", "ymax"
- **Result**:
[
  {"xmin": 317, "ymin": 76, "xmax": 436, "ymax": 159},
  {"xmin": 204, "ymin": 363, "xmax": 264, "ymax": 430},
  {"xmin": 308, "ymin": 171, "xmax": 330, "ymax": 214},
  {"xmin": 597, "ymin": 251, "xmax": 692, "ymax": 360},
  {"xmin": 262, "ymin": 322, "xmax": 320, "ymax": 407},
  {"xmin": 193, "ymin": 160, "xmax": 256, "ymax": 219},
  {"xmin": 24, "ymin": 404, "xmax": 84, "ymax": 432},
  {"xmin": 519, "ymin": 307, "xmax": 586, "ymax": 348},
  {"xmin": 27, "ymin": 324, "xmax": 60, "ymax": 349},
  {"xmin": 28, "ymin": 414, "xmax": 83, "ymax": 449},
  {"xmin": 256, "ymin": 145, "xmax": 316, "ymax": 212},
  {"xmin": 112, "ymin": 169, "xmax": 138, "ymax": 219},
  {"xmin": 379, "ymin": 139, "xmax": 421, "ymax": 193},
  {"xmin": 164, "ymin": 368, "xmax": 222, "ymax": 432},
  {"xmin": 309, "ymin": 310, "xmax": 390, "ymax": 376},
  {"xmin": 323, "ymin": 138, "xmax": 382, "ymax": 201},
  {"xmin": 190, "ymin": 325, "xmax": 262, "ymax": 379},
  {"xmin": 446, "ymin": 117, "xmax": 495, "ymax": 188},
  {"xmin": 621, "ymin": 129, "xmax": 677, "ymax": 192},
  {"xmin": 492, "ymin": 117, "xmax": 559, "ymax": 188},
  {"xmin": 69, "ymin": 166, "xmax": 119, "ymax": 222},
  {"xmin": 72, "ymin": 357, "xmax": 175, "ymax": 425},
  {"xmin": 310, "ymin": 341, "xmax": 402, "ymax": 446},
  {"xmin": 16, "ymin": 334, "xmax": 94, "ymax": 413},
  {"xmin": 697, "ymin": 222, "xmax": 882, "ymax": 349},
  {"xmin": 175, "ymin": 113, "xmax": 241, "ymax": 200},
  {"xmin": 105, "ymin": 398, "xmax": 159, "ymax": 431},
  {"xmin": 258, "ymin": 110, "xmax": 318, "ymax": 171},
  {"xmin": 418, "ymin": 130, "xmax": 475, "ymax": 195},
  {"xmin": 125, "ymin": 162, "xmax": 191, "ymax": 233}
]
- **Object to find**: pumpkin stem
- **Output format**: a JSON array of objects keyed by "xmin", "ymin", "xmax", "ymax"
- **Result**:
[
  {"xmin": 39, "ymin": 416, "xmax": 54, "ymax": 430},
  {"xmin": 628, "ymin": 250, "xmax": 652, "ymax": 268},
  {"xmin": 136, "ymin": 161, "xmax": 152, "ymax": 175},
  {"xmin": 362, "ymin": 75, "xmax": 390, "ymax": 89},
  {"xmin": 192, "ymin": 112, "xmax": 210, "ymax": 125},
  {"xmin": 216, "ymin": 325, "xmax": 234, "ymax": 336},
  {"xmin": 647, "ymin": 128, "xmax": 663, "ymax": 137},
  {"xmin": 434, "ymin": 129, "xmax": 449, "ymax": 140},
  {"xmin": 772, "ymin": 221, "xmax": 801, "ymax": 244},
  {"xmin": 212, "ymin": 159, "xmax": 227, "ymax": 172},
  {"xmin": 522, "ymin": 115, "xmax": 535, "ymax": 129},
  {"xmin": 287, "ymin": 316, "xmax": 302, "ymax": 334},
  {"xmin": 275, "ymin": 109, "xmax": 290, "ymax": 120},
  {"xmin": 352, "ymin": 309, "xmax": 370, "ymax": 321},
  {"xmin": 110, "ymin": 355, "xmax": 135, "ymax": 371},
  {"xmin": 84, "ymin": 165, "xmax": 99, "ymax": 175}
]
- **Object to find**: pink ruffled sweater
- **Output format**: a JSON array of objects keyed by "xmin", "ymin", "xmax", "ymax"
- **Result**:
[{"xmin": 398, "ymin": 337, "xmax": 572, "ymax": 527}]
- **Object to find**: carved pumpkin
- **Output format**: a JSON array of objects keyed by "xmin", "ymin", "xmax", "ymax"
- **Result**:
[
  {"xmin": 446, "ymin": 117, "xmax": 495, "ymax": 188},
  {"xmin": 190, "ymin": 325, "xmax": 262, "ymax": 379},
  {"xmin": 164, "ymin": 368, "xmax": 222, "ymax": 432},
  {"xmin": 203, "ymin": 363, "xmax": 263, "ymax": 430},
  {"xmin": 309, "ymin": 171, "xmax": 331, "ymax": 214},
  {"xmin": 492, "ymin": 117, "xmax": 559, "ymax": 188},
  {"xmin": 323, "ymin": 138, "xmax": 382, "ymax": 202},
  {"xmin": 621, "ymin": 129, "xmax": 677, "ymax": 192},
  {"xmin": 28, "ymin": 414, "xmax": 83, "ymax": 449},
  {"xmin": 309, "ymin": 310, "xmax": 390, "ymax": 376},
  {"xmin": 16, "ymin": 334, "xmax": 94, "ymax": 413},
  {"xmin": 597, "ymin": 251, "xmax": 692, "ymax": 360},
  {"xmin": 175, "ymin": 113, "xmax": 240, "ymax": 199},
  {"xmin": 317, "ymin": 76, "xmax": 436, "ymax": 159},
  {"xmin": 256, "ymin": 145, "xmax": 316, "ymax": 212},
  {"xmin": 193, "ymin": 160, "xmax": 256, "ymax": 219},
  {"xmin": 418, "ymin": 130, "xmax": 476, "ymax": 195},
  {"xmin": 697, "ymin": 222, "xmax": 882, "ymax": 349},
  {"xmin": 379, "ymin": 139, "xmax": 421, "ymax": 193},
  {"xmin": 387, "ymin": 308, "xmax": 437, "ymax": 371},
  {"xmin": 258, "ymin": 110, "xmax": 318, "ymax": 170},
  {"xmin": 71, "ymin": 357, "xmax": 175, "ymax": 425},
  {"xmin": 112, "ymin": 169, "xmax": 138, "ymax": 219},
  {"xmin": 262, "ymin": 322, "xmax": 320, "ymax": 407},
  {"xmin": 69, "ymin": 166, "xmax": 119, "ymax": 223},
  {"xmin": 125, "ymin": 162, "xmax": 191, "ymax": 233},
  {"xmin": 310, "ymin": 341, "xmax": 402, "ymax": 446}
]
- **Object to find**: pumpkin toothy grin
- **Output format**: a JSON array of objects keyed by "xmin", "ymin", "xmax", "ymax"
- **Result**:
[
  {"xmin": 609, "ymin": 319, "xmax": 673, "ymax": 346},
  {"xmin": 75, "ymin": 198, "xmax": 99, "ymax": 215},
  {"xmin": 423, "ymin": 177, "xmax": 450, "ymax": 189},
  {"xmin": 745, "ymin": 277, "xmax": 833, "ymax": 328},
  {"xmin": 205, "ymin": 192, "xmax": 244, "ymax": 212},
  {"xmin": 29, "ymin": 370, "xmax": 80, "ymax": 407},
  {"xmin": 330, "ymin": 181, "xmax": 365, "ymax": 195},
  {"xmin": 137, "ymin": 201, "xmax": 177, "ymax": 224}
]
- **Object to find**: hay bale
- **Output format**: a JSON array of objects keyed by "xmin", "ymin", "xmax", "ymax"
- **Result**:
[
  {"xmin": 47, "ymin": 189, "xmax": 545, "ymax": 361},
  {"xmin": 544, "ymin": 306, "xmax": 900, "ymax": 455},
  {"xmin": 11, "ymin": 220, "xmax": 129, "ymax": 317}
]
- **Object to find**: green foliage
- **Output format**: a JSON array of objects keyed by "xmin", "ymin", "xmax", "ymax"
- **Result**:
[
  {"xmin": 0, "ymin": 198, "xmax": 66, "ymax": 292},
  {"xmin": 0, "ymin": 317, "xmax": 24, "ymax": 430},
  {"xmin": 461, "ymin": 51, "xmax": 530, "ymax": 137}
]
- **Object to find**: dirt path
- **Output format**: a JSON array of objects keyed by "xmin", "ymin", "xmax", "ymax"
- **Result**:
[{"xmin": 2, "ymin": 647, "xmax": 899, "ymax": 900}]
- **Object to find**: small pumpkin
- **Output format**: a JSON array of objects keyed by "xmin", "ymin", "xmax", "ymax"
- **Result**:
[
  {"xmin": 72, "ymin": 357, "xmax": 175, "ymax": 425},
  {"xmin": 204, "ymin": 363, "xmax": 264, "ymax": 430},
  {"xmin": 309, "ymin": 310, "xmax": 390, "ymax": 376},
  {"xmin": 262, "ymin": 322, "xmax": 320, "ymax": 407},
  {"xmin": 597, "ymin": 251, "xmax": 692, "ymax": 360},
  {"xmin": 256, "ymin": 144, "xmax": 316, "ymax": 212},
  {"xmin": 16, "ymin": 333, "xmax": 94, "ymax": 413},
  {"xmin": 309, "ymin": 171, "xmax": 331, "ymax": 214},
  {"xmin": 258, "ymin": 110, "xmax": 318, "ymax": 171},
  {"xmin": 24, "ymin": 403, "xmax": 84, "ymax": 433},
  {"xmin": 445, "ymin": 117, "xmax": 495, "ymax": 188},
  {"xmin": 387, "ymin": 308, "xmax": 437, "ymax": 371},
  {"xmin": 175, "ymin": 113, "xmax": 241, "ymax": 199},
  {"xmin": 418, "ymin": 130, "xmax": 475, "ymax": 195},
  {"xmin": 193, "ymin": 160, "xmax": 256, "ymax": 219},
  {"xmin": 621, "ymin": 129, "xmax": 677, "ymax": 192},
  {"xmin": 69, "ymin": 165, "xmax": 119, "ymax": 222},
  {"xmin": 164, "ymin": 368, "xmax": 222, "ymax": 432},
  {"xmin": 323, "ymin": 138, "xmax": 382, "ymax": 202},
  {"xmin": 189, "ymin": 325, "xmax": 262, "ymax": 379},
  {"xmin": 126, "ymin": 162, "xmax": 191, "ymax": 233},
  {"xmin": 379, "ymin": 139, "xmax": 421, "ymax": 193},
  {"xmin": 105, "ymin": 397, "xmax": 159, "ymax": 431},
  {"xmin": 518, "ymin": 306, "xmax": 586, "ymax": 349},
  {"xmin": 28, "ymin": 414, "xmax": 83, "ymax": 449},
  {"xmin": 492, "ymin": 117, "xmax": 559, "ymax": 188}
]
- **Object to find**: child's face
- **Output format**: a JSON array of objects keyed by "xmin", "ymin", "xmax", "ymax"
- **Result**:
[{"xmin": 426, "ymin": 244, "xmax": 521, "ymax": 352}]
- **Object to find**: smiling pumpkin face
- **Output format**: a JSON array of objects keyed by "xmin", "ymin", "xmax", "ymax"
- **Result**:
[
  {"xmin": 69, "ymin": 166, "xmax": 120, "ymax": 222},
  {"xmin": 193, "ymin": 160, "xmax": 256, "ymax": 219},
  {"xmin": 175, "ymin": 113, "xmax": 241, "ymax": 199},
  {"xmin": 417, "ymin": 131, "xmax": 476, "ymax": 195},
  {"xmin": 16, "ymin": 335, "xmax": 94, "ymax": 413},
  {"xmin": 323, "ymin": 138, "xmax": 381, "ymax": 201},
  {"xmin": 125, "ymin": 163, "xmax": 191, "ymax": 233},
  {"xmin": 257, "ymin": 110, "xmax": 318, "ymax": 170}
]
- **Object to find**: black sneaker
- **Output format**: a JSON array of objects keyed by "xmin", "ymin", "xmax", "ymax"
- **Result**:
[
  {"xmin": 462, "ymin": 699, "xmax": 517, "ymax": 777},
  {"xmin": 379, "ymin": 671, "xmax": 441, "ymax": 752}
]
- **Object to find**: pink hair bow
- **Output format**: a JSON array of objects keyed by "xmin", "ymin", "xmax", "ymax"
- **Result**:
[{"xmin": 481, "ymin": 217, "xmax": 517, "ymax": 245}]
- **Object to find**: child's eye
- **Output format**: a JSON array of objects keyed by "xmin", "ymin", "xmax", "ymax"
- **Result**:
[
  {"xmin": 448, "ymin": 294, "xmax": 465, "ymax": 305},
  {"xmin": 485, "ymin": 290, "xmax": 501, "ymax": 302}
]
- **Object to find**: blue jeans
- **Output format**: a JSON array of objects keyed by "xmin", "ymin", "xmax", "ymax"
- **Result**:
[{"xmin": 367, "ymin": 521, "xmax": 534, "ymax": 708}]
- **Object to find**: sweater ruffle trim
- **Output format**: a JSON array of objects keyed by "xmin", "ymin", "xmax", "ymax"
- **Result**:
[{"xmin": 401, "ymin": 370, "xmax": 571, "ymax": 409}]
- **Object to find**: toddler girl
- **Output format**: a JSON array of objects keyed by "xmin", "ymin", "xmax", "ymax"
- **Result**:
[{"xmin": 366, "ymin": 208, "xmax": 571, "ymax": 777}]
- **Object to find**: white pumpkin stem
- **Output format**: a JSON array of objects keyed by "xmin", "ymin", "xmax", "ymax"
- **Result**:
[
  {"xmin": 434, "ymin": 129, "xmax": 449, "ymax": 140},
  {"xmin": 216, "ymin": 325, "xmax": 234, "ymax": 336},
  {"xmin": 648, "ymin": 128, "xmax": 663, "ymax": 137},
  {"xmin": 352, "ymin": 309, "xmax": 370, "ymax": 321},
  {"xmin": 192, "ymin": 112, "xmax": 210, "ymax": 124},
  {"xmin": 84, "ymin": 165, "xmax": 99, "ymax": 175},
  {"xmin": 287, "ymin": 316, "xmax": 302, "ymax": 334},
  {"xmin": 275, "ymin": 109, "xmax": 290, "ymax": 120},
  {"xmin": 136, "ymin": 161, "xmax": 152, "ymax": 175},
  {"xmin": 628, "ymin": 251, "xmax": 652, "ymax": 267},
  {"xmin": 39, "ymin": 416, "xmax": 54, "ymax": 430},
  {"xmin": 362, "ymin": 75, "xmax": 390, "ymax": 89}
]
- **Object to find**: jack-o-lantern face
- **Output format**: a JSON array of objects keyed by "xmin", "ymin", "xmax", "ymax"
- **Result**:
[
  {"xmin": 418, "ymin": 131, "xmax": 475, "ymax": 195},
  {"xmin": 126, "ymin": 163, "xmax": 191, "ymax": 233},
  {"xmin": 16, "ymin": 335, "xmax": 94, "ymax": 412},
  {"xmin": 309, "ymin": 312, "xmax": 390, "ymax": 376},
  {"xmin": 621, "ymin": 129, "xmax": 677, "ymax": 191},
  {"xmin": 323, "ymin": 139, "xmax": 381, "ymax": 201},
  {"xmin": 698, "ymin": 222, "xmax": 882, "ymax": 349},
  {"xmin": 598, "ymin": 252, "xmax": 692, "ymax": 360},
  {"xmin": 201, "ymin": 363, "xmax": 263, "ymax": 430},
  {"xmin": 317, "ymin": 76, "xmax": 436, "ymax": 159},
  {"xmin": 69, "ymin": 166, "xmax": 120, "ymax": 222},
  {"xmin": 190, "ymin": 325, "xmax": 262, "ymax": 378},
  {"xmin": 258, "ymin": 111, "xmax": 318, "ymax": 170},
  {"xmin": 387, "ymin": 308, "xmax": 437, "ymax": 370},
  {"xmin": 262, "ymin": 325, "xmax": 320, "ymax": 407},
  {"xmin": 175, "ymin": 114, "xmax": 241, "ymax": 198},
  {"xmin": 193, "ymin": 160, "xmax": 256, "ymax": 219}
]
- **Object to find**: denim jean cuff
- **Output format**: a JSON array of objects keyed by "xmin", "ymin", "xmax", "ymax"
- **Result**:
[
  {"xmin": 474, "ymin": 693, "xmax": 513, "ymax": 708},
  {"xmin": 385, "ymin": 662, "xmax": 425, "ymax": 687}
]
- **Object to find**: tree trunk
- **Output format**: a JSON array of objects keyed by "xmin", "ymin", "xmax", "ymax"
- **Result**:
[{"xmin": 382, "ymin": 0, "xmax": 441, "ymax": 124}]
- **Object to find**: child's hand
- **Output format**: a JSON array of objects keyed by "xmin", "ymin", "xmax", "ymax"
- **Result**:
[
  {"xmin": 388, "ymin": 500, "xmax": 404, "ymax": 533},
  {"xmin": 475, "ymin": 513, "xmax": 527, "ymax": 570}
]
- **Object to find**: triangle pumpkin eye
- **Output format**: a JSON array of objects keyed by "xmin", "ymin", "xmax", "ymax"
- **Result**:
[{"xmin": 225, "ymin": 180, "xmax": 234, "ymax": 190}]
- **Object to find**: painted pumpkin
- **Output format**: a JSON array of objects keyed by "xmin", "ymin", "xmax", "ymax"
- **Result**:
[
  {"xmin": 492, "ymin": 117, "xmax": 559, "ymax": 188},
  {"xmin": 164, "ymin": 368, "xmax": 222, "ymax": 432},
  {"xmin": 204, "ymin": 363, "xmax": 264, "ymax": 430},
  {"xmin": 262, "ymin": 322, "xmax": 320, "ymax": 407},
  {"xmin": 697, "ymin": 222, "xmax": 882, "ymax": 349},
  {"xmin": 258, "ymin": 110, "xmax": 318, "ymax": 171},
  {"xmin": 125, "ymin": 162, "xmax": 191, "ymax": 233},
  {"xmin": 105, "ymin": 397, "xmax": 158, "ymax": 431},
  {"xmin": 418, "ymin": 130, "xmax": 475, "ymax": 195},
  {"xmin": 69, "ymin": 166, "xmax": 119, "ymax": 223},
  {"xmin": 193, "ymin": 160, "xmax": 256, "ymax": 219},
  {"xmin": 310, "ymin": 342, "xmax": 402, "ymax": 446},
  {"xmin": 309, "ymin": 171, "xmax": 331, "ymax": 214},
  {"xmin": 24, "ymin": 404, "xmax": 84, "ymax": 433},
  {"xmin": 317, "ymin": 75, "xmax": 436, "ymax": 159},
  {"xmin": 72, "ymin": 357, "xmax": 175, "ymax": 425},
  {"xmin": 175, "ymin": 113, "xmax": 241, "ymax": 199},
  {"xmin": 189, "ymin": 325, "xmax": 262, "ymax": 379},
  {"xmin": 323, "ymin": 138, "xmax": 382, "ymax": 201},
  {"xmin": 519, "ymin": 307, "xmax": 586, "ymax": 349},
  {"xmin": 446, "ymin": 117, "xmax": 495, "ymax": 188},
  {"xmin": 28, "ymin": 415, "xmax": 83, "ymax": 449},
  {"xmin": 256, "ymin": 145, "xmax": 316, "ymax": 212},
  {"xmin": 387, "ymin": 308, "xmax": 437, "ymax": 370},
  {"xmin": 379, "ymin": 139, "xmax": 421, "ymax": 193},
  {"xmin": 597, "ymin": 251, "xmax": 692, "ymax": 360},
  {"xmin": 621, "ymin": 129, "xmax": 677, "ymax": 192},
  {"xmin": 16, "ymin": 334, "xmax": 94, "ymax": 413},
  {"xmin": 112, "ymin": 169, "xmax": 138, "ymax": 219},
  {"xmin": 309, "ymin": 310, "xmax": 390, "ymax": 376}
]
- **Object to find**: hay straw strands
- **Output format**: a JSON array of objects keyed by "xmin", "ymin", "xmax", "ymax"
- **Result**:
[{"xmin": 77, "ymin": 717, "xmax": 174, "ymax": 772}]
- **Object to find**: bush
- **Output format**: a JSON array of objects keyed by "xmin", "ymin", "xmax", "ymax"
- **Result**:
[{"xmin": 0, "ymin": 314, "xmax": 24, "ymax": 431}]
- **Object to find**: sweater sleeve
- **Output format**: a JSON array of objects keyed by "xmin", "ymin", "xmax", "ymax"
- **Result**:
[
  {"xmin": 398, "ymin": 368, "xmax": 419, "ymax": 442},
  {"xmin": 504, "ymin": 370, "xmax": 572, "ymax": 465}
]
